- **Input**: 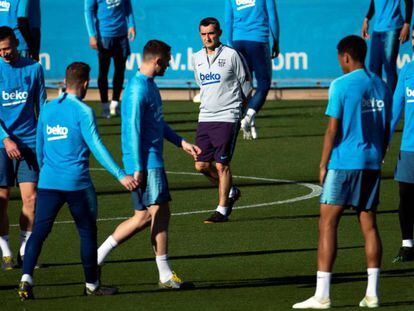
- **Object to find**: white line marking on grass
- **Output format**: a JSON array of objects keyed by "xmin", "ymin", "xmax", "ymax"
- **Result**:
[{"xmin": 10, "ymin": 170, "xmax": 321, "ymax": 227}]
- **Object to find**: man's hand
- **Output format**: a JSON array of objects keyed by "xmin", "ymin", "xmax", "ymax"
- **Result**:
[
  {"xmin": 400, "ymin": 23, "xmax": 410, "ymax": 43},
  {"xmin": 89, "ymin": 36, "xmax": 98, "ymax": 50},
  {"xmin": 133, "ymin": 170, "xmax": 143, "ymax": 186},
  {"xmin": 120, "ymin": 175, "xmax": 139, "ymax": 191},
  {"xmin": 319, "ymin": 165, "xmax": 327, "ymax": 186},
  {"xmin": 272, "ymin": 40, "xmax": 280, "ymax": 59},
  {"xmin": 362, "ymin": 18, "xmax": 370, "ymax": 39},
  {"xmin": 3, "ymin": 137, "xmax": 21, "ymax": 159},
  {"xmin": 181, "ymin": 140, "xmax": 201, "ymax": 161},
  {"xmin": 128, "ymin": 27, "xmax": 136, "ymax": 41}
]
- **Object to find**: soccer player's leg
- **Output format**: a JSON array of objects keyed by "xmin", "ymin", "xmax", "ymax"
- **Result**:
[
  {"xmin": 382, "ymin": 29, "xmax": 400, "ymax": 92},
  {"xmin": 368, "ymin": 32, "xmax": 383, "ymax": 79},
  {"xmin": 97, "ymin": 38, "xmax": 112, "ymax": 119},
  {"xmin": 19, "ymin": 189, "xmax": 65, "ymax": 300}
]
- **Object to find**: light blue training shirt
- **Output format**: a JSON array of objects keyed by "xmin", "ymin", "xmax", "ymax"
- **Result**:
[
  {"xmin": 372, "ymin": 0, "xmax": 404, "ymax": 32},
  {"xmin": 121, "ymin": 72, "xmax": 183, "ymax": 174},
  {"xmin": 326, "ymin": 69, "xmax": 391, "ymax": 170},
  {"xmin": 84, "ymin": 0, "xmax": 135, "ymax": 38},
  {"xmin": 36, "ymin": 93, "xmax": 126, "ymax": 191},
  {"xmin": 0, "ymin": 57, "xmax": 46, "ymax": 149},
  {"xmin": 224, "ymin": 0, "xmax": 279, "ymax": 45},
  {"xmin": 0, "ymin": 0, "xmax": 29, "ymax": 50}
]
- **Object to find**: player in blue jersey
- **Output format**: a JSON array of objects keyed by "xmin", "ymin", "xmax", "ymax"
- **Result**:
[
  {"xmin": 389, "ymin": 60, "xmax": 414, "ymax": 262},
  {"xmin": 225, "ymin": 0, "xmax": 280, "ymax": 139},
  {"xmin": 0, "ymin": 26, "xmax": 46, "ymax": 270},
  {"xmin": 96, "ymin": 40, "xmax": 200, "ymax": 289},
  {"xmin": 84, "ymin": 0, "xmax": 136, "ymax": 118},
  {"xmin": 17, "ymin": 62, "xmax": 139, "ymax": 300},
  {"xmin": 293, "ymin": 36, "xmax": 391, "ymax": 309},
  {"xmin": 362, "ymin": 0, "xmax": 413, "ymax": 92}
]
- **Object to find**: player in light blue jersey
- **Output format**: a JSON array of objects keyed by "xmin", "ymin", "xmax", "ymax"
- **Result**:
[
  {"xmin": 0, "ymin": 27, "xmax": 46, "ymax": 270},
  {"xmin": 389, "ymin": 59, "xmax": 414, "ymax": 262},
  {"xmin": 17, "ymin": 62, "xmax": 138, "ymax": 300},
  {"xmin": 97, "ymin": 40, "xmax": 200, "ymax": 289},
  {"xmin": 293, "ymin": 36, "xmax": 391, "ymax": 309},
  {"xmin": 225, "ymin": 0, "xmax": 280, "ymax": 139},
  {"xmin": 84, "ymin": 0, "xmax": 136, "ymax": 118},
  {"xmin": 362, "ymin": 0, "xmax": 413, "ymax": 92}
]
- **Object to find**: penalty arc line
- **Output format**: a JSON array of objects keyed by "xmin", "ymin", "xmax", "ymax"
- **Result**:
[{"xmin": 10, "ymin": 169, "xmax": 322, "ymax": 227}]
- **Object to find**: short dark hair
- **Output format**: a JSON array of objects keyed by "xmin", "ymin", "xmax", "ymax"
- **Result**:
[
  {"xmin": 65, "ymin": 62, "xmax": 90, "ymax": 89},
  {"xmin": 199, "ymin": 17, "xmax": 221, "ymax": 31},
  {"xmin": 337, "ymin": 35, "xmax": 367, "ymax": 63},
  {"xmin": 0, "ymin": 26, "xmax": 17, "ymax": 42},
  {"xmin": 143, "ymin": 40, "xmax": 171, "ymax": 60}
]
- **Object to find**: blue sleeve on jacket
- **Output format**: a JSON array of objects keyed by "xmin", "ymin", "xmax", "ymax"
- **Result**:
[
  {"xmin": 17, "ymin": 0, "xmax": 29, "ymax": 17},
  {"xmin": 84, "ymin": 0, "xmax": 97, "ymax": 37},
  {"xmin": 391, "ymin": 65, "xmax": 406, "ymax": 141},
  {"xmin": 163, "ymin": 122, "xmax": 183, "ymax": 147},
  {"xmin": 266, "ymin": 0, "xmax": 280, "ymax": 41},
  {"xmin": 36, "ymin": 111, "xmax": 44, "ymax": 167},
  {"xmin": 80, "ymin": 107, "xmax": 126, "ymax": 180},
  {"xmin": 36, "ymin": 64, "xmax": 47, "ymax": 114},
  {"xmin": 125, "ymin": 0, "xmax": 135, "ymax": 28},
  {"xmin": 224, "ymin": 0, "xmax": 234, "ymax": 46}
]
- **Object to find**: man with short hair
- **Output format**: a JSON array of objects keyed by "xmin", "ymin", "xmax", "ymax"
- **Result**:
[
  {"xmin": 84, "ymin": 0, "xmax": 136, "ymax": 118},
  {"xmin": 292, "ymin": 35, "xmax": 391, "ymax": 309},
  {"xmin": 225, "ymin": 0, "xmax": 280, "ymax": 139},
  {"xmin": 17, "ymin": 62, "xmax": 139, "ymax": 300},
  {"xmin": 0, "ymin": 26, "xmax": 46, "ymax": 270},
  {"xmin": 97, "ymin": 40, "xmax": 200, "ymax": 289},
  {"xmin": 192, "ymin": 17, "xmax": 252, "ymax": 223}
]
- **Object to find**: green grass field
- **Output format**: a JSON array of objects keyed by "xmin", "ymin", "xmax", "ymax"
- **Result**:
[{"xmin": 1, "ymin": 99, "xmax": 413, "ymax": 310}]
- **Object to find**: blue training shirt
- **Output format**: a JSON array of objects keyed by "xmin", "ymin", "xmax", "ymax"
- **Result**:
[
  {"xmin": 391, "ymin": 61, "xmax": 414, "ymax": 151},
  {"xmin": 84, "ymin": 0, "xmax": 135, "ymax": 38},
  {"xmin": 36, "ymin": 93, "xmax": 126, "ymax": 191},
  {"xmin": 372, "ymin": 0, "xmax": 404, "ymax": 32},
  {"xmin": 225, "ymin": 0, "xmax": 279, "ymax": 45},
  {"xmin": 326, "ymin": 69, "xmax": 391, "ymax": 170},
  {"xmin": 0, "ymin": 0, "xmax": 29, "ymax": 50},
  {"xmin": 0, "ymin": 57, "xmax": 46, "ymax": 149},
  {"xmin": 121, "ymin": 72, "xmax": 183, "ymax": 174}
]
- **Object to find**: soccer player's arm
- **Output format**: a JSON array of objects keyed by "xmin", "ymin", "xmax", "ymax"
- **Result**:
[
  {"xmin": 84, "ymin": 0, "xmax": 98, "ymax": 49},
  {"xmin": 35, "ymin": 64, "xmax": 47, "ymax": 116},
  {"xmin": 0, "ymin": 121, "xmax": 9, "ymax": 143},
  {"xmin": 400, "ymin": 0, "xmax": 413, "ymax": 42},
  {"xmin": 319, "ymin": 81, "xmax": 342, "ymax": 185},
  {"xmin": 266, "ymin": 0, "xmax": 280, "ymax": 58},
  {"xmin": 35, "ymin": 111, "xmax": 44, "ymax": 168},
  {"xmin": 80, "ymin": 108, "xmax": 127, "ymax": 181},
  {"xmin": 382, "ymin": 86, "xmax": 393, "ymax": 160},
  {"xmin": 233, "ymin": 52, "xmax": 253, "ymax": 108},
  {"xmin": 125, "ymin": 0, "xmax": 136, "ymax": 40},
  {"xmin": 224, "ymin": 0, "xmax": 234, "ymax": 46},
  {"xmin": 390, "ymin": 66, "xmax": 407, "ymax": 142}
]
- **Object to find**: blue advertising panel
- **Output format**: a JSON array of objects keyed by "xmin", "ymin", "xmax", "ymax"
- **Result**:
[{"xmin": 36, "ymin": 0, "xmax": 414, "ymax": 88}]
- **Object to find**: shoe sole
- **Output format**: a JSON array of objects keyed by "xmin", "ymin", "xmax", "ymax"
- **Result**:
[{"xmin": 203, "ymin": 219, "xmax": 228, "ymax": 224}]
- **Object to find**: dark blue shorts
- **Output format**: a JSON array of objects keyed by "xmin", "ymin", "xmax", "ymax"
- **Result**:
[
  {"xmin": 195, "ymin": 122, "xmax": 239, "ymax": 164},
  {"xmin": 131, "ymin": 168, "xmax": 171, "ymax": 211},
  {"xmin": 0, "ymin": 148, "xmax": 39, "ymax": 187},
  {"xmin": 320, "ymin": 169, "xmax": 381, "ymax": 211},
  {"xmin": 98, "ymin": 35, "xmax": 131, "ymax": 59},
  {"xmin": 395, "ymin": 151, "xmax": 414, "ymax": 184}
]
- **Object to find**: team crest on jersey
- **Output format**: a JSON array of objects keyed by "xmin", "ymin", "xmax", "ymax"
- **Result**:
[
  {"xmin": 236, "ymin": 0, "xmax": 255, "ymax": 11},
  {"xmin": 218, "ymin": 59, "xmax": 226, "ymax": 67},
  {"xmin": 0, "ymin": 1, "xmax": 10, "ymax": 12},
  {"xmin": 106, "ymin": 0, "xmax": 121, "ymax": 9}
]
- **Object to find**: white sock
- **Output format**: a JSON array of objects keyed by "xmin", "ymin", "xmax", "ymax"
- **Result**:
[
  {"xmin": 314, "ymin": 271, "xmax": 331, "ymax": 300},
  {"xmin": 21, "ymin": 274, "xmax": 33, "ymax": 285},
  {"xmin": 244, "ymin": 108, "xmax": 256, "ymax": 124},
  {"xmin": 229, "ymin": 186, "xmax": 236, "ymax": 198},
  {"xmin": 366, "ymin": 268, "xmax": 380, "ymax": 297},
  {"xmin": 0, "ymin": 235, "xmax": 12, "ymax": 257},
  {"xmin": 85, "ymin": 280, "xmax": 99, "ymax": 291},
  {"xmin": 20, "ymin": 231, "xmax": 32, "ymax": 256},
  {"xmin": 110, "ymin": 100, "xmax": 119, "ymax": 108},
  {"xmin": 97, "ymin": 235, "xmax": 118, "ymax": 265},
  {"xmin": 216, "ymin": 205, "xmax": 228, "ymax": 216},
  {"xmin": 156, "ymin": 254, "xmax": 173, "ymax": 283},
  {"xmin": 402, "ymin": 239, "xmax": 413, "ymax": 248}
]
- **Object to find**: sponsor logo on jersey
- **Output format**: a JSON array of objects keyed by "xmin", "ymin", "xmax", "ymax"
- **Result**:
[
  {"xmin": 361, "ymin": 97, "xmax": 385, "ymax": 114},
  {"xmin": 199, "ymin": 72, "xmax": 221, "ymax": 86},
  {"xmin": 46, "ymin": 125, "xmax": 69, "ymax": 141},
  {"xmin": 0, "ymin": 1, "xmax": 10, "ymax": 12},
  {"xmin": 1, "ymin": 90, "xmax": 28, "ymax": 106},
  {"xmin": 236, "ymin": 0, "xmax": 255, "ymax": 11},
  {"xmin": 406, "ymin": 87, "xmax": 414, "ymax": 103},
  {"xmin": 106, "ymin": 0, "xmax": 121, "ymax": 9}
]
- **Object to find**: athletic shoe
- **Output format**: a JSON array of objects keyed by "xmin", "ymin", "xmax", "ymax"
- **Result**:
[
  {"xmin": 158, "ymin": 272, "xmax": 194, "ymax": 289},
  {"xmin": 241, "ymin": 118, "xmax": 252, "ymax": 140},
  {"xmin": 100, "ymin": 103, "xmax": 110, "ymax": 119},
  {"xmin": 251, "ymin": 125, "xmax": 258, "ymax": 139},
  {"xmin": 16, "ymin": 253, "xmax": 42, "ymax": 269},
  {"xmin": 2, "ymin": 256, "xmax": 14, "ymax": 270},
  {"xmin": 109, "ymin": 100, "xmax": 119, "ymax": 117},
  {"xmin": 392, "ymin": 247, "xmax": 414, "ymax": 263},
  {"xmin": 84, "ymin": 285, "xmax": 118, "ymax": 296},
  {"xmin": 359, "ymin": 296, "xmax": 379, "ymax": 308},
  {"xmin": 292, "ymin": 296, "xmax": 331, "ymax": 309},
  {"xmin": 18, "ymin": 281, "xmax": 34, "ymax": 301},
  {"xmin": 226, "ymin": 187, "xmax": 241, "ymax": 216},
  {"xmin": 204, "ymin": 211, "xmax": 228, "ymax": 224}
]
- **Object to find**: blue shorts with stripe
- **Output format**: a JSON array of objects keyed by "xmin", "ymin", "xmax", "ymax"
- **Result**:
[
  {"xmin": 131, "ymin": 168, "xmax": 171, "ymax": 211},
  {"xmin": 320, "ymin": 169, "xmax": 381, "ymax": 211},
  {"xmin": 0, "ymin": 148, "xmax": 39, "ymax": 187},
  {"xmin": 395, "ymin": 151, "xmax": 414, "ymax": 184}
]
